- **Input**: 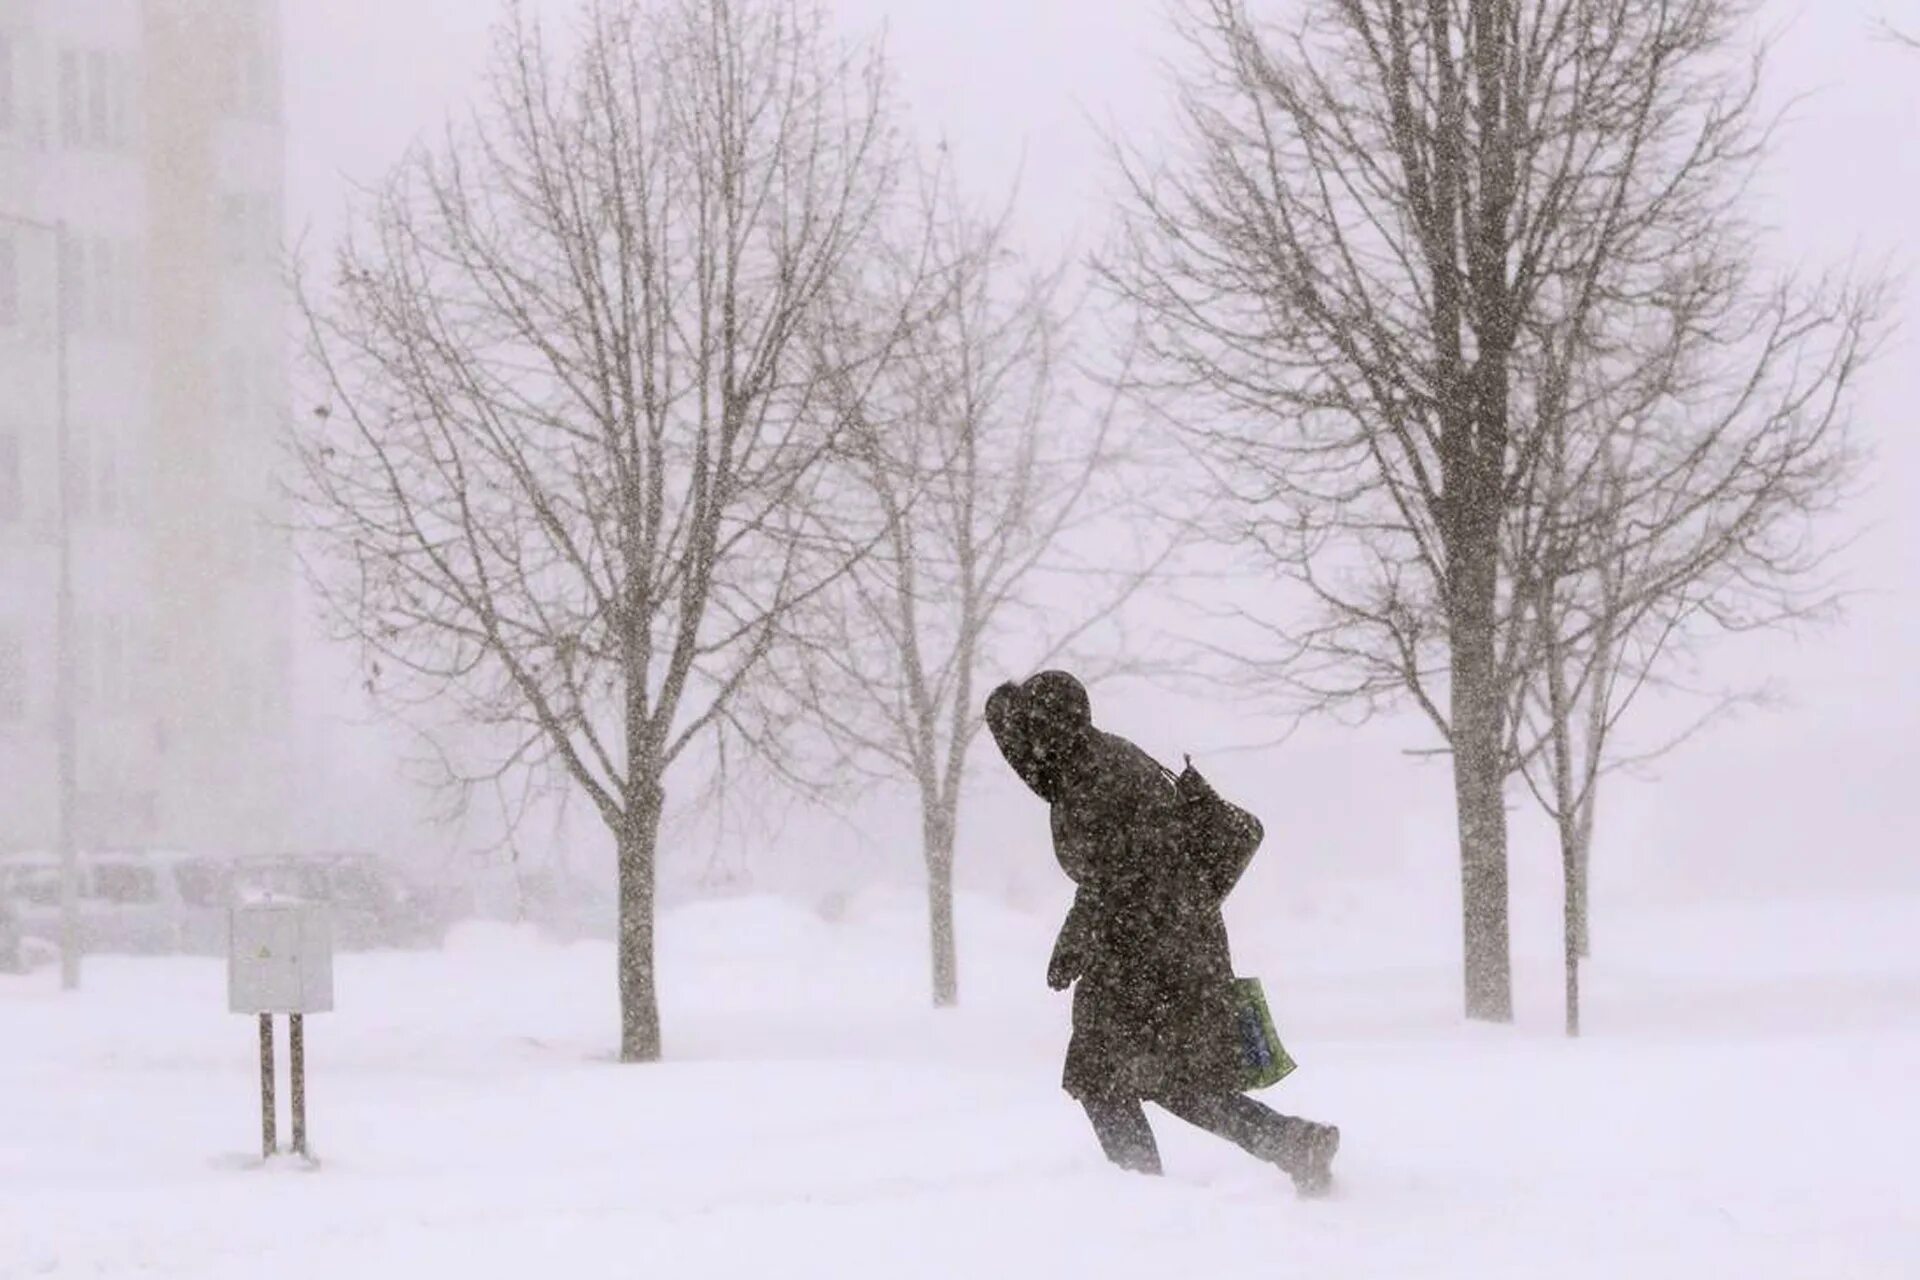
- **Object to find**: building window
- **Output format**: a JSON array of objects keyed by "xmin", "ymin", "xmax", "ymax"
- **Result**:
[
  {"xmin": 60, "ymin": 237, "xmax": 85, "ymax": 329},
  {"xmin": 100, "ymin": 613, "xmax": 125, "ymax": 712},
  {"xmin": 0, "ymin": 235, "xmax": 15, "ymax": 327},
  {"xmin": 120, "ymin": 240, "xmax": 141, "ymax": 331},
  {"xmin": 111, "ymin": 52, "xmax": 134, "ymax": 145},
  {"xmin": 99, "ymin": 240, "xmax": 134, "ymax": 335},
  {"xmin": 74, "ymin": 613, "xmax": 134, "ymax": 714},
  {"xmin": 101, "ymin": 241, "xmax": 122, "ymax": 333},
  {"xmin": 96, "ymin": 430, "xmax": 120, "ymax": 522},
  {"xmin": 59, "ymin": 51, "xmax": 80, "ymax": 146},
  {"xmin": 0, "ymin": 34, "xmax": 14, "ymax": 134},
  {"xmin": 59, "ymin": 48, "xmax": 134, "ymax": 151},
  {"xmin": 0, "ymin": 626, "xmax": 23, "ymax": 722},
  {"xmin": 0, "ymin": 431, "xmax": 19, "ymax": 524},
  {"xmin": 67, "ymin": 420, "xmax": 85, "ymax": 521},
  {"xmin": 66, "ymin": 420, "xmax": 129, "ymax": 524},
  {"xmin": 246, "ymin": 37, "xmax": 274, "ymax": 118},
  {"xmin": 221, "ymin": 18, "xmax": 278, "ymax": 122},
  {"xmin": 90, "ymin": 238, "xmax": 135, "ymax": 335},
  {"xmin": 51, "ymin": 239, "xmax": 139, "ymax": 337},
  {"xmin": 92, "ymin": 238, "xmax": 113, "ymax": 330},
  {"xmin": 73, "ymin": 616, "xmax": 91, "ymax": 710},
  {"xmin": 86, "ymin": 50, "xmax": 108, "ymax": 145}
]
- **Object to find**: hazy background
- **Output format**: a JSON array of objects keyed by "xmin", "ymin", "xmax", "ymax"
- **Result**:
[{"xmin": 278, "ymin": 0, "xmax": 1920, "ymax": 943}]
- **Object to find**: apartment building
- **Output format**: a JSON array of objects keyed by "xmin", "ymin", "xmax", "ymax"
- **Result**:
[{"xmin": 0, "ymin": 0, "xmax": 292, "ymax": 857}]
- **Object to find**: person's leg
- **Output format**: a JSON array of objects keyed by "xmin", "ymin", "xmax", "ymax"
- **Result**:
[
  {"xmin": 1158, "ymin": 1091, "xmax": 1338, "ymax": 1191},
  {"xmin": 1081, "ymin": 1096, "xmax": 1164, "ymax": 1175},
  {"xmin": 1157, "ymin": 1091, "xmax": 1310, "ymax": 1166}
]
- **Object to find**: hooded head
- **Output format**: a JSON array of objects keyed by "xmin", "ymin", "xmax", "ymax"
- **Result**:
[
  {"xmin": 1023, "ymin": 670, "xmax": 1091, "ymax": 741},
  {"xmin": 986, "ymin": 669, "xmax": 1092, "ymax": 803}
]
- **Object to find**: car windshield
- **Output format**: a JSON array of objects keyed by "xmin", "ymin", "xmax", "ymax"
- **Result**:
[
  {"xmin": 173, "ymin": 861, "xmax": 231, "ymax": 908},
  {"xmin": 90, "ymin": 862, "xmax": 159, "ymax": 905},
  {"xmin": 237, "ymin": 863, "xmax": 331, "ymax": 902},
  {"xmin": 13, "ymin": 869, "xmax": 60, "ymax": 906},
  {"xmin": 330, "ymin": 863, "xmax": 385, "ymax": 906}
]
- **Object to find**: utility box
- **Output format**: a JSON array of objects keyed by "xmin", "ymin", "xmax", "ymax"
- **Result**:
[{"xmin": 228, "ymin": 903, "xmax": 334, "ymax": 1015}]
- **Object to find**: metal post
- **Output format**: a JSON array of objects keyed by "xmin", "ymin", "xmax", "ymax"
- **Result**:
[
  {"xmin": 258, "ymin": 1012, "xmax": 277, "ymax": 1158},
  {"xmin": 289, "ymin": 1013, "xmax": 306, "ymax": 1156},
  {"xmin": 6, "ymin": 210, "xmax": 82, "ymax": 989},
  {"xmin": 52, "ymin": 219, "xmax": 79, "ymax": 992}
]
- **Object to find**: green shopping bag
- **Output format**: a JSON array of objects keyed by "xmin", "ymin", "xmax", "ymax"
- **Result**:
[{"xmin": 1232, "ymin": 976, "xmax": 1297, "ymax": 1090}]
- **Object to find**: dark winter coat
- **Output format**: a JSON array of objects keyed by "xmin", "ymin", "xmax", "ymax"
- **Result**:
[{"xmin": 985, "ymin": 672, "xmax": 1247, "ymax": 1103}]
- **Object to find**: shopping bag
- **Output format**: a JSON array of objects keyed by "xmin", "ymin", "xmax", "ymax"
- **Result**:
[
  {"xmin": 1232, "ymin": 976, "xmax": 1297, "ymax": 1090},
  {"xmin": 1157, "ymin": 755, "xmax": 1266, "ymax": 902}
]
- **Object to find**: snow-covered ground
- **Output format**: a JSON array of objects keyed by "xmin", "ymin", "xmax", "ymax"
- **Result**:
[{"xmin": 2, "ymin": 887, "xmax": 1916, "ymax": 1279}]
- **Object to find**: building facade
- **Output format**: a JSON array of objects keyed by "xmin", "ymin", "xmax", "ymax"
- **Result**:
[{"xmin": 0, "ymin": 0, "xmax": 291, "ymax": 857}]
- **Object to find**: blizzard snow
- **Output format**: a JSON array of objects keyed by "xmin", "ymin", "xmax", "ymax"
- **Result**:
[{"xmin": 2, "ymin": 888, "xmax": 1916, "ymax": 1279}]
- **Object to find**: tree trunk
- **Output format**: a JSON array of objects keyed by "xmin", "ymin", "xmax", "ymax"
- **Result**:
[
  {"xmin": 1572, "ymin": 789, "xmax": 1595, "ymax": 959},
  {"xmin": 925, "ymin": 802, "xmax": 958, "ymax": 1008},
  {"xmin": 1561, "ymin": 814, "xmax": 1581, "ymax": 1038},
  {"xmin": 616, "ymin": 794, "xmax": 664, "ymax": 1062},
  {"xmin": 928, "ymin": 855, "xmax": 957, "ymax": 1008},
  {"xmin": 1451, "ymin": 722, "xmax": 1513, "ymax": 1022},
  {"xmin": 1448, "ymin": 535, "xmax": 1514, "ymax": 1023},
  {"xmin": 1454, "ymin": 0, "xmax": 1519, "ymax": 1025},
  {"xmin": 1573, "ymin": 622, "xmax": 1612, "ymax": 962}
]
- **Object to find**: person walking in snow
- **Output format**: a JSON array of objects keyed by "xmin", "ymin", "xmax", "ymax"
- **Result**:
[{"xmin": 984, "ymin": 670, "xmax": 1340, "ymax": 1195}]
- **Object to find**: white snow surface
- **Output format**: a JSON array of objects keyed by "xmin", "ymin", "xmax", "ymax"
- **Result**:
[{"xmin": 2, "ymin": 887, "xmax": 1916, "ymax": 1279}]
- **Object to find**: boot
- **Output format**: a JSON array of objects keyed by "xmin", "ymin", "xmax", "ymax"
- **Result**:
[{"xmin": 1291, "ymin": 1122, "xmax": 1339, "ymax": 1198}]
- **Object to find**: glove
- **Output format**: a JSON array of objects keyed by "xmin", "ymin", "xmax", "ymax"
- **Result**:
[{"xmin": 1047, "ymin": 917, "xmax": 1085, "ymax": 991}]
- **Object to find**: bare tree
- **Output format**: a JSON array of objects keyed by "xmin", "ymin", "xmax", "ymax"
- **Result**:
[
  {"xmin": 1098, "ymin": 0, "xmax": 1872, "ymax": 1021},
  {"xmin": 291, "ymin": 0, "xmax": 905, "ymax": 1062},
  {"xmin": 790, "ymin": 168, "xmax": 1161, "ymax": 1006},
  {"xmin": 1877, "ymin": 18, "xmax": 1919, "ymax": 48},
  {"xmin": 1517, "ymin": 263, "xmax": 1880, "ymax": 1036}
]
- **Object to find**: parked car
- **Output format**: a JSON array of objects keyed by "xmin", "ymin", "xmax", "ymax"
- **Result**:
[
  {"xmin": 0, "ymin": 851, "xmax": 65, "ymax": 955},
  {"xmin": 231, "ymin": 852, "xmax": 447, "ymax": 950},
  {"xmin": 0, "ymin": 849, "xmax": 240, "ymax": 957},
  {"xmin": 513, "ymin": 866, "xmax": 613, "ymax": 943},
  {"xmin": 0, "ymin": 848, "xmax": 448, "ymax": 956},
  {"xmin": 159, "ymin": 851, "xmax": 235, "ymax": 954},
  {"xmin": 0, "ymin": 892, "xmax": 23, "ymax": 973},
  {"xmin": 78, "ymin": 849, "xmax": 193, "ymax": 954}
]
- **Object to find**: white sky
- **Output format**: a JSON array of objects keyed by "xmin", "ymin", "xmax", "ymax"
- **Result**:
[{"xmin": 279, "ymin": 0, "xmax": 1920, "ymax": 907}]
